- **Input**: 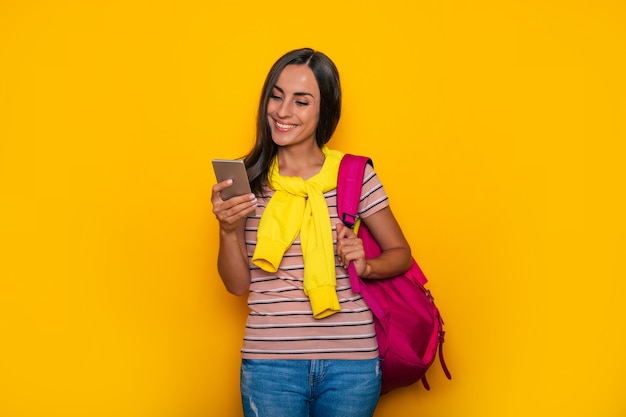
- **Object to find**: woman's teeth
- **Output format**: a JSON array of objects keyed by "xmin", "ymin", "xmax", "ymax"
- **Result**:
[{"xmin": 276, "ymin": 121, "xmax": 296, "ymax": 130}]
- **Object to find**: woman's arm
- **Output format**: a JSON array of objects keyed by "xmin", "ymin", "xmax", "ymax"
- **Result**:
[
  {"xmin": 212, "ymin": 179, "xmax": 257, "ymax": 295},
  {"xmin": 217, "ymin": 221, "xmax": 251, "ymax": 295},
  {"xmin": 336, "ymin": 206, "xmax": 412, "ymax": 279}
]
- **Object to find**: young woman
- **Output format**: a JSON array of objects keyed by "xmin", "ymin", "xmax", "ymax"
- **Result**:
[{"xmin": 211, "ymin": 48, "xmax": 412, "ymax": 417}]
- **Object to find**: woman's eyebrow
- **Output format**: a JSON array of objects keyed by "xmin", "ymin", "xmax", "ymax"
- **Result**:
[{"xmin": 273, "ymin": 85, "xmax": 315, "ymax": 98}]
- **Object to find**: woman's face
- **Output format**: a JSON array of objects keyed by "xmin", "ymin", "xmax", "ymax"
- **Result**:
[{"xmin": 267, "ymin": 64, "xmax": 321, "ymax": 148}]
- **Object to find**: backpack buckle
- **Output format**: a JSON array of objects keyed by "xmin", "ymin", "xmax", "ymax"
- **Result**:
[{"xmin": 341, "ymin": 213, "xmax": 359, "ymax": 229}]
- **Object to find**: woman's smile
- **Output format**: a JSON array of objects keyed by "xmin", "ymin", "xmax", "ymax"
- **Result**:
[{"xmin": 272, "ymin": 118, "xmax": 299, "ymax": 132}]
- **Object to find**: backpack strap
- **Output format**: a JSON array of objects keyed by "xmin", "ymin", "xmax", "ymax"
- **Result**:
[
  {"xmin": 337, "ymin": 154, "xmax": 373, "ymax": 294},
  {"xmin": 337, "ymin": 154, "xmax": 372, "ymax": 228}
]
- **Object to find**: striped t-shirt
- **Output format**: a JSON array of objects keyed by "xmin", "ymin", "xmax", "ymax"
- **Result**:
[{"xmin": 241, "ymin": 164, "xmax": 389, "ymax": 360}]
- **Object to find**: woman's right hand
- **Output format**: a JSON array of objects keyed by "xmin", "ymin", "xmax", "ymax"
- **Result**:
[{"xmin": 211, "ymin": 179, "xmax": 258, "ymax": 233}]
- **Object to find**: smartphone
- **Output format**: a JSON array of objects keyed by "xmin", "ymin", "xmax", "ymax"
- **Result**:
[{"xmin": 212, "ymin": 159, "xmax": 253, "ymax": 201}]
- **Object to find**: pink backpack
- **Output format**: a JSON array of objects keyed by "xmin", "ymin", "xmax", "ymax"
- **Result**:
[{"xmin": 337, "ymin": 154, "xmax": 452, "ymax": 395}]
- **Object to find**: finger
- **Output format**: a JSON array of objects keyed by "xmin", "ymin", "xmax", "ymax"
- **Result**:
[
  {"xmin": 337, "ymin": 231, "xmax": 358, "ymax": 263},
  {"xmin": 342, "ymin": 242, "xmax": 364, "ymax": 259},
  {"xmin": 337, "ymin": 223, "xmax": 356, "ymax": 240},
  {"xmin": 341, "ymin": 248, "xmax": 363, "ymax": 270},
  {"xmin": 211, "ymin": 180, "xmax": 233, "ymax": 207},
  {"xmin": 212, "ymin": 179, "xmax": 234, "ymax": 194},
  {"xmin": 214, "ymin": 194, "xmax": 257, "ymax": 221}
]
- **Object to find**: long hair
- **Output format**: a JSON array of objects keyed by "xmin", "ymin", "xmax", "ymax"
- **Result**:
[{"xmin": 244, "ymin": 48, "xmax": 342, "ymax": 195}]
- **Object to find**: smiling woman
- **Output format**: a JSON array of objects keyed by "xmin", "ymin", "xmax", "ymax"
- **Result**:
[{"xmin": 210, "ymin": 48, "xmax": 413, "ymax": 417}]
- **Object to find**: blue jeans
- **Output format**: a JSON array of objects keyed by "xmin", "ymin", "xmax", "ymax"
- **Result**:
[{"xmin": 240, "ymin": 358, "xmax": 381, "ymax": 417}]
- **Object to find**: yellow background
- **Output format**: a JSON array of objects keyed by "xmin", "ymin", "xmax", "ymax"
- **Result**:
[{"xmin": 1, "ymin": 0, "xmax": 625, "ymax": 416}]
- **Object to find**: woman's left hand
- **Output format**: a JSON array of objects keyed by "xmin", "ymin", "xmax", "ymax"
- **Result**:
[{"xmin": 336, "ymin": 222, "xmax": 369, "ymax": 277}]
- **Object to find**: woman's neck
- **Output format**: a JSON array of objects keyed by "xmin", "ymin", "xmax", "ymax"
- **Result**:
[{"xmin": 277, "ymin": 144, "xmax": 326, "ymax": 179}]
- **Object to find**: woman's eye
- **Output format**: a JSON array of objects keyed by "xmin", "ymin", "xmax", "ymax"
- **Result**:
[
  {"xmin": 270, "ymin": 94, "xmax": 283, "ymax": 100},
  {"xmin": 296, "ymin": 101, "xmax": 309, "ymax": 106}
]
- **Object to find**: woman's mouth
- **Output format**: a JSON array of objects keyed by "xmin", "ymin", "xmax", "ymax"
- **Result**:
[{"xmin": 273, "ymin": 119, "xmax": 298, "ymax": 132}]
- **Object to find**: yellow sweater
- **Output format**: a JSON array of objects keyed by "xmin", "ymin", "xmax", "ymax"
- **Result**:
[{"xmin": 252, "ymin": 147, "xmax": 343, "ymax": 319}]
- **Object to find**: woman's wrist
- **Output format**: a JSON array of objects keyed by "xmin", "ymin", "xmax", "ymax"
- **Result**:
[
  {"xmin": 219, "ymin": 219, "xmax": 244, "ymax": 238},
  {"xmin": 362, "ymin": 261, "xmax": 373, "ymax": 278}
]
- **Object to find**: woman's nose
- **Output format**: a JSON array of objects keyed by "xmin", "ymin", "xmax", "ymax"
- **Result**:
[{"xmin": 277, "ymin": 100, "xmax": 291, "ymax": 118}]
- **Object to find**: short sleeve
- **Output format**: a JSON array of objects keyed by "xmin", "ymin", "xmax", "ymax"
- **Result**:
[{"xmin": 358, "ymin": 163, "xmax": 390, "ymax": 219}]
